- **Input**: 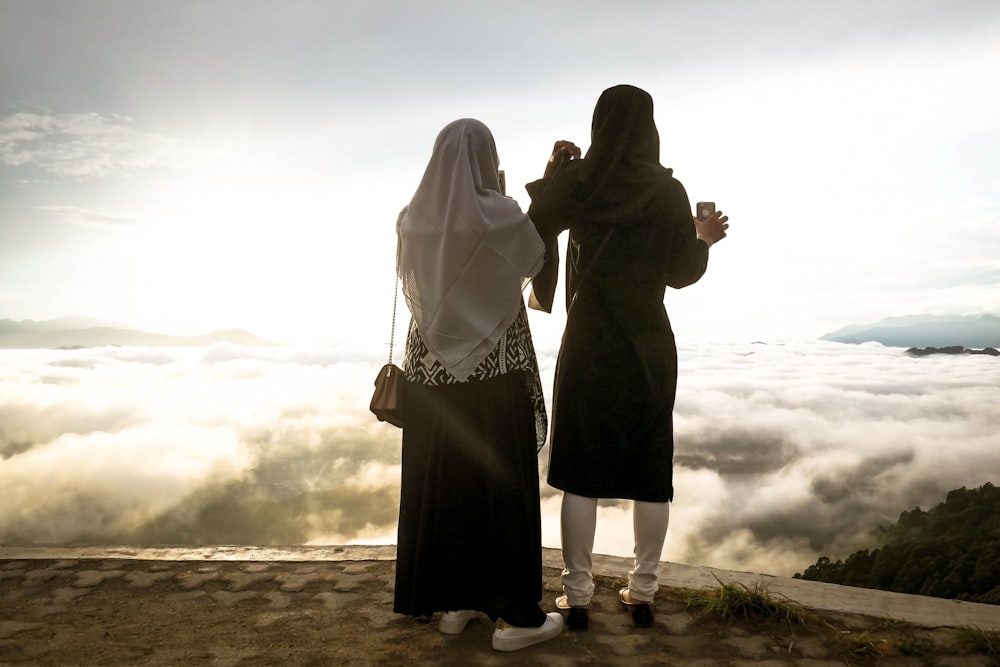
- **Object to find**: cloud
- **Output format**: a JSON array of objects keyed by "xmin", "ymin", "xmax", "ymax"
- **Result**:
[
  {"xmin": 0, "ymin": 339, "xmax": 998, "ymax": 577},
  {"xmin": 0, "ymin": 343, "xmax": 404, "ymax": 547},
  {"xmin": 2, "ymin": 424, "xmax": 252, "ymax": 544},
  {"xmin": 0, "ymin": 110, "xmax": 194, "ymax": 181},
  {"xmin": 35, "ymin": 205, "xmax": 143, "ymax": 230},
  {"xmin": 658, "ymin": 340, "xmax": 1000, "ymax": 574}
]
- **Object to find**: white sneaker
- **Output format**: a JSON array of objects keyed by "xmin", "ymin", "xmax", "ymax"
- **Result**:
[
  {"xmin": 491, "ymin": 612, "xmax": 564, "ymax": 652},
  {"xmin": 439, "ymin": 610, "xmax": 482, "ymax": 635}
]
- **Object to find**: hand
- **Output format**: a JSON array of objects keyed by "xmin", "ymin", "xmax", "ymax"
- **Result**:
[
  {"xmin": 694, "ymin": 210, "xmax": 729, "ymax": 247},
  {"xmin": 543, "ymin": 140, "xmax": 581, "ymax": 178}
]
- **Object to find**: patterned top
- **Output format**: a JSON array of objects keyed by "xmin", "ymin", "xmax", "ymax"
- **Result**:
[{"xmin": 403, "ymin": 304, "xmax": 547, "ymax": 451}]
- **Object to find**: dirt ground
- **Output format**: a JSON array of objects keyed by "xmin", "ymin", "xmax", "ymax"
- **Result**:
[{"xmin": 0, "ymin": 558, "xmax": 996, "ymax": 666}]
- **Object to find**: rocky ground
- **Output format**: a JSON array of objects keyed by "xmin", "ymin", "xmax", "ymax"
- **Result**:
[{"xmin": 2, "ymin": 554, "xmax": 998, "ymax": 666}]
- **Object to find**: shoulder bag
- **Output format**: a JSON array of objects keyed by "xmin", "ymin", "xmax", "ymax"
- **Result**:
[{"xmin": 369, "ymin": 244, "xmax": 405, "ymax": 428}]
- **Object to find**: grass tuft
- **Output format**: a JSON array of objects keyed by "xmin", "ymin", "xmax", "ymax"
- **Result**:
[
  {"xmin": 955, "ymin": 626, "xmax": 1000, "ymax": 659},
  {"xmin": 836, "ymin": 631, "xmax": 888, "ymax": 664},
  {"xmin": 894, "ymin": 635, "xmax": 931, "ymax": 656},
  {"xmin": 675, "ymin": 573, "xmax": 809, "ymax": 626}
]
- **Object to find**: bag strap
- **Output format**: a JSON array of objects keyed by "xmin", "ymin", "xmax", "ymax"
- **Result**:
[
  {"xmin": 568, "ymin": 227, "xmax": 614, "ymax": 313},
  {"xmin": 389, "ymin": 239, "xmax": 401, "ymax": 365}
]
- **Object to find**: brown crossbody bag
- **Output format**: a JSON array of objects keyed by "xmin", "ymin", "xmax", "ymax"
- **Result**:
[{"xmin": 369, "ymin": 243, "xmax": 404, "ymax": 428}]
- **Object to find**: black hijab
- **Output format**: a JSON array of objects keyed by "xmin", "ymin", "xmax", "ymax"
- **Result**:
[{"xmin": 566, "ymin": 84, "xmax": 673, "ymax": 227}]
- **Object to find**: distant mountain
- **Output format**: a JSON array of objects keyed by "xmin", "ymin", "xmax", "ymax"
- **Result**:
[
  {"xmin": 0, "ymin": 315, "xmax": 133, "ymax": 332},
  {"xmin": 821, "ymin": 314, "xmax": 1000, "ymax": 348},
  {"xmin": 0, "ymin": 318, "xmax": 278, "ymax": 349}
]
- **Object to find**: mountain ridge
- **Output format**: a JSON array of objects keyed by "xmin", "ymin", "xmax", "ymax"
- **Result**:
[
  {"xmin": 821, "ymin": 313, "xmax": 1000, "ymax": 348},
  {"xmin": 0, "ymin": 317, "xmax": 277, "ymax": 349}
]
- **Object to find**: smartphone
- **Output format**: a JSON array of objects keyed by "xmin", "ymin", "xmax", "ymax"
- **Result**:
[
  {"xmin": 696, "ymin": 201, "xmax": 715, "ymax": 222},
  {"xmin": 498, "ymin": 170, "xmax": 506, "ymax": 196}
]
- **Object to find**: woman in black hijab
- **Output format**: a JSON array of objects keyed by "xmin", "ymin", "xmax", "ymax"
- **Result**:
[{"xmin": 526, "ymin": 85, "xmax": 729, "ymax": 629}]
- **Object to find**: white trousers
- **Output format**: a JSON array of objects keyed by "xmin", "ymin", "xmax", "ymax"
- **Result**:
[{"xmin": 560, "ymin": 492, "xmax": 670, "ymax": 606}]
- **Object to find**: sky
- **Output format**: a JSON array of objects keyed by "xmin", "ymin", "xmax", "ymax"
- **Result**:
[
  {"xmin": 3, "ymin": 339, "xmax": 998, "ymax": 577},
  {"xmin": 2, "ymin": 0, "xmax": 999, "ymax": 346}
]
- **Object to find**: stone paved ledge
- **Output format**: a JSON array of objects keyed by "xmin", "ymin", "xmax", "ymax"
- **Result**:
[
  {"xmin": 2, "ymin": 545, "xmax": 999, "ymax": 666},
  {"xmin": 2, "ymin": 545, "xmax": 997, "ymax": 631}
]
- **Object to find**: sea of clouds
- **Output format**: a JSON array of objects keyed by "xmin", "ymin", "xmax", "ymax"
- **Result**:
[{"xmin": 1, "ymin": 339, "xmax": 997, "ymax": 577}]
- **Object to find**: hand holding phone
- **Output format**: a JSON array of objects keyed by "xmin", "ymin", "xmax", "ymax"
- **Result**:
[{"xmin": 694, "ymin": 202, "xmax": 729, "ymax": 247}]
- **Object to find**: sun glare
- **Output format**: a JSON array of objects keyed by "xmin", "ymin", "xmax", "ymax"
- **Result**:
[{"xmin": 106, "ymin": 137, "xmax": 412, "ymax": 344}]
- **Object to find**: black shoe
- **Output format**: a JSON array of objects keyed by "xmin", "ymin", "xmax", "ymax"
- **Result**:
[
  {"xmin": 629, "ymin": 604, "xmax": 653, "ymax": 628},
  {"xmin": 619, "ymin": 587, "xmax": 654, "ymax": 628},
  {"xmin": 555, "ymin": 595, "xmax": 589, "ymax": 631},
  {"xmin": 567, "ymin": 607, "xmax": 589, "ymax": 630}
]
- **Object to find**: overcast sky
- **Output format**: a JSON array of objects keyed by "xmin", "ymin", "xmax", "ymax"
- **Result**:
[{"xmin": 2, "ymin": 0, "xmax": 999, "ymax": 345}]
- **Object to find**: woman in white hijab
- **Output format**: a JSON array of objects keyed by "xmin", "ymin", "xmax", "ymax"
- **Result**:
[{"xmin": 392, "ymin": 119, "xmax": 564, "ymax": 652}]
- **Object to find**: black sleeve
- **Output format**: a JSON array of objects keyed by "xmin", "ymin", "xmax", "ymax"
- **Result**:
[
  {"xmin": 524, "ymin": 178, "xmax": 559, "ymax": 312},
  {"xmin": 663, "ymin": 179, "xmax": 709, "ymax": 289},
  {"xmin": 525, "ymin": 173, "xmax": 575, "ymax": 242}
]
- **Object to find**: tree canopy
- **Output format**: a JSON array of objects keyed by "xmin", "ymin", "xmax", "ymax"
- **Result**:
[{"xmin": 794, "ymin": 483, "xmax": 1000, "ymax": 605}]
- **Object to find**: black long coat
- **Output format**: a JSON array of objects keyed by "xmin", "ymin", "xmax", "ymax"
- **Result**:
[{"xmin": 526, "ymin": 168, "xmax": 708, "ymax": 502}]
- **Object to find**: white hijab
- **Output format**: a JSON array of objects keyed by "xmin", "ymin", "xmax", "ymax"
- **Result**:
[{"xmin": 398, "ymin": 119, "xmax": 544, "ymax": 381}]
